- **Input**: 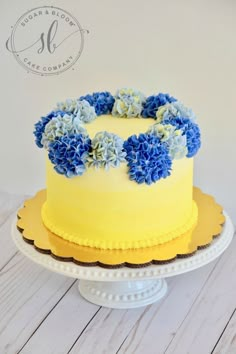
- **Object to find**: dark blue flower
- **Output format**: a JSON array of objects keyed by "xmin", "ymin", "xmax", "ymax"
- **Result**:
[
  {"xmin": 141, "ymin": 93, "xmax": 177, "ymax": 118},
  {"xmin": 48, "ymin": 134, "xmax": 91, "ymax": 177},
  {"xmin": 79, "ymin": 91, "xmax": 115, "ymax": 115},
  {"xmin": 123, "ymin": 133, "xmax": 172, "ymax": 185},
  {"xmin": 34, "ymin": 110, "xmax": 66, "ymax": 148},
  {"xmin": 164, "ymin": 117, "xmax": 201, "ymax": 157}
]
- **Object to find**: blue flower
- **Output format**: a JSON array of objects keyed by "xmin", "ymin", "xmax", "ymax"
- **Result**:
[
  {"xmin": 164, "ymin": 117, "xmax": 201, "ymax": 157},
  {"xmin": 124, "ymin": 133, "xmax": 172, "ymax": 185},
  {"xmin": 80, "ymin": 91, "xmax": 115, "ymax": 115},
  {"xmin": 156, "ymin": 101, "xmax": 196, "ymax": 123},
  {"xmin": 41, "ymin": 113, "xmax": 87, "ymax": 149},
  {"xmin": 48, "ymin": 134, "xmax": 91, "ymax": 178},
  {"xmin": 112, "ymin": 88, "xmax": 145, "ymax": 118},
  {"xmin": 88, "ymin": 131, "xmax": 126, "ymax": 169},
  {"xmin": 141, "ymin": 93, "xmax": 177, "ymax": 118},
  {"xmin": 147, "ymin": 123, "xmax": 187, "ymax": 159},
  {"xmin": 33, "ymin": 110, "xmax": 66, "ymax": 148},
  {"xmin": 57, "ymin": 99, "xmax": 96, "ymax": 123}
]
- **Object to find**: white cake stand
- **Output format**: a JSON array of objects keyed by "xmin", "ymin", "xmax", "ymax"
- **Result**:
[{"xmin": 12, "ymin": 212, "xmax": 234, "ymax": 309}]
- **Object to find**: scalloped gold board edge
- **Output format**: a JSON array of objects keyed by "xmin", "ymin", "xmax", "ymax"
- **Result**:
[{"xmin": 16, "ymin": 187, "xmax": 225, "ymax": 268}]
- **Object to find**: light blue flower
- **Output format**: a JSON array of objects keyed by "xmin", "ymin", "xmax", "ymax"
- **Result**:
[
  {"xmin": 57, "ymin": 99, "xmax": 97, "ymax": 123},
  {"xmin": 112, "ymin": 88, "xmax": 145, "ymax": 118},
  {"xmin": 163, "ymin": 117, "xmax": 201, "ymax": 157},
  {"xmin": 168, "ymin": 133, "xmax": 188, "ymax": 160},
  {"xmin": 76, "ymin": 100, "xmax": 97, "ymax": 123},
  {"xmin": 148, "ymin": 123, "xmax": 176, "ymax": 142},
  {"xmin": 41, "ymin": 113, "xmax": 87, "ymax": 149},
  {"xmin": 147, "ymin": 123, "xmax": 187, "ymax": 159},
  {"xmin": 57, "ymin": 99, "xmax": 79, "ymax": 115},
  {"xmin": 88, "ymin": 131, "xmax": 126, "ymax": 169},
  {"xmin": 156, "ymin": 101, "xmax": 196, "ymax": 123}
]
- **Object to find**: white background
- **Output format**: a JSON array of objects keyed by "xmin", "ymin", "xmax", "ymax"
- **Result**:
[{"xmin": 0, "ymin": 0, "xmax": 235, "ymax": 222}]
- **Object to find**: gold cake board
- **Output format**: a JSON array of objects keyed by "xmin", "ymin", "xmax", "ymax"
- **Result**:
[{"xmin": 16, "ymin": 187, "xmax": 225, "ymax": 268}]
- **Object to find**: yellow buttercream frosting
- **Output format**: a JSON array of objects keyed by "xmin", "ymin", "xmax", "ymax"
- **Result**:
[{"xmin": 41, "ymin": 115, "xmax": 198, "ymax": 250}]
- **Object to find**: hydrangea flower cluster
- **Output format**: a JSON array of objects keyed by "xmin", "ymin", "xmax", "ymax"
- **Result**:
[
  {"xmin": 88, "ymin": 132, "xmax": 126, "ymax": 169},
  {"xmin": 147, "ymin": 123, "xmax": 187, "ymax": 160},
  {"xmin": 141, "ymin": 93, "xmax": 176, "ymax": 118},
  {"xmin": 76, "ymin": 100, "xmax": 97, "ymax": 123},
  {"xmin": 80, "ymin": 91, "xmax": 115, "ymax": 115},
  {"xmin": 164, "ymin": 117, "xmax": 201, "ymax": 158},
  {"xmin": 57, "ymin": 99, "xmax": 96, "ymax": 124},
  {"xmin": 57, "ymin": 98, "xmax": 80, "ymax": 116},
  {"xmin": 156, "ymin": 101, "xmax": 196, "ymax": 123},
  {"xmin": 34, "ymin": 88, "xmax": 201, "ymax": 182},
  {"xmin": 34, "ymin": 110, "xmax": 66, "ymax": 148},
  {"xmin": 124, "ymin": 134, "xmax": 172, "ymax": 185},
  {"xmin": 41, "ymin": 113, "xmax": 87, "ymax": 149},
  {"xmin": 48, "ymin": 134, "xmax": 91, "ymax": 177},
  {"xmin": 112, "ymin": 88, "xmax": 145, "ymax": 118}
]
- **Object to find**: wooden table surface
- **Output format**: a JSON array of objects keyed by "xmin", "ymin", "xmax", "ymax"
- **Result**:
[{"xmin": 0, "ymin": 191, "xmax": 235, "ymax": 354}]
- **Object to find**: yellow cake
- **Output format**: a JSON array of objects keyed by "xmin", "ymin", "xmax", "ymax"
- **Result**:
[{"xmin": 34, "ymin": 89, "xmax": 201, "ymax": 250}]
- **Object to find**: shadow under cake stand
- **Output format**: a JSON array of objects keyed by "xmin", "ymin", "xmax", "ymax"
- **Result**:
[{"xmin": 12, "ymin": 211, "xmax": 234, "ymax": 309}]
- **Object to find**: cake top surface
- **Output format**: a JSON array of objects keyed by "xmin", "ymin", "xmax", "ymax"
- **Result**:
[
  {"xmin": 85, "ymin": 115, "xmax": 154, "ymax": 139},
  {"xmin": 34, "ymin": 88, "xmax": 201, "ymax": 185}
]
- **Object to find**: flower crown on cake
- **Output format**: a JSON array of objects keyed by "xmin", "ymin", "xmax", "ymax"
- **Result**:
[{"xmin": 34, "ymin": 88, "xmax": 201, "ymax": 185}]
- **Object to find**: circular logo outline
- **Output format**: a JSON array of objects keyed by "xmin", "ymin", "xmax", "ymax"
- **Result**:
[{"xmin": 8, "ymin": 6, "xmax": 86, "ymax": 76}]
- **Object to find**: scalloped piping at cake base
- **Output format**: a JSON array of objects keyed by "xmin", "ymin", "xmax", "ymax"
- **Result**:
[{"xmin": 41, "ymin": 201, "xmax": 198, "ymax": 250}]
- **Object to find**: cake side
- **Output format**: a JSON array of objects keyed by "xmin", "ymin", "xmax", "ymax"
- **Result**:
[{"xmin": 41, "ymin": 156, "xmax": 197, "ymax": 249}]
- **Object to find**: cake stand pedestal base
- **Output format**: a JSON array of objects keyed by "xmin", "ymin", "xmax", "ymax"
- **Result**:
[{"xmin": 79, "ymin": 279, "xmax": 168, "ymax": 309}]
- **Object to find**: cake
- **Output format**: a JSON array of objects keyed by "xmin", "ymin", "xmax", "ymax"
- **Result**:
[{"xmin": 34, "ymin": 88, "xmax": 201, "ymax": 250}]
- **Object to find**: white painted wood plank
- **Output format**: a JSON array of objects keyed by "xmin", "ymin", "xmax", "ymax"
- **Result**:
[
  {"xmin": 68, "ymin": 260, "xmax": 218, "ymax": 354},
  {"xmin": 161, "ymin": 234, "xmax": 236, "ymax": 354},
  {"xmin": 0, "ymin": 215, "xmax": 21, "ymax": 270},
  {"xmin": 212, "ymin": 309, "xmax": 236, "ymax": 354},
  {"xmin": 19, "ymin": 282, "xmax": 100, "ymax": 354},
  {"xmin": 69, "ymin": 303, "xmax": 148, "ymax": 354},
  {"xmin": 0, "ymin": 252, "xmax": 74, "ymax": 354},
  {"xmin": 0, "ymin": 191, "xmax": 25, "ymax": 225},
  {"xmin": 0, "ymin": 192, "xmax": 25, "ymax": 269}
]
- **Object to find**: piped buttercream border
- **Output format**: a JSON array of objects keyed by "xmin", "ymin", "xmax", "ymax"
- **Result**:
[{"xmin": 41, "ymin": 201, "xmax": 198, "ymax": 250}]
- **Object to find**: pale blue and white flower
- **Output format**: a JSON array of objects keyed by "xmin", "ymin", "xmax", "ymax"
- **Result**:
[
  {"xmin": 57, "ymin": 99, "xmax": 79, "ymax": 115},
  {"xmin": 148, "ymin": 123, "xmax": 187, "ymax": 160},
  {"xmin": 76, "ymin": 100, "xmax": 97, "ymax": 123},
  {"xmin": 156, "ymin": 101, "xmax": 196, "ymax": 123},
  {"xmin": 112, "ymin": 88, "xmax": 145, "ymax": 118},
  {"xmin": 41, "ymin": 113, "xmax": 87, "ymax": 149},
  {"xmin": 57, "ymin": 99, "xmax": 96, "ymax": 123},
  {"xmin": 88, "ymin": 131, "xmax": 126, "ymax": 169}
]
